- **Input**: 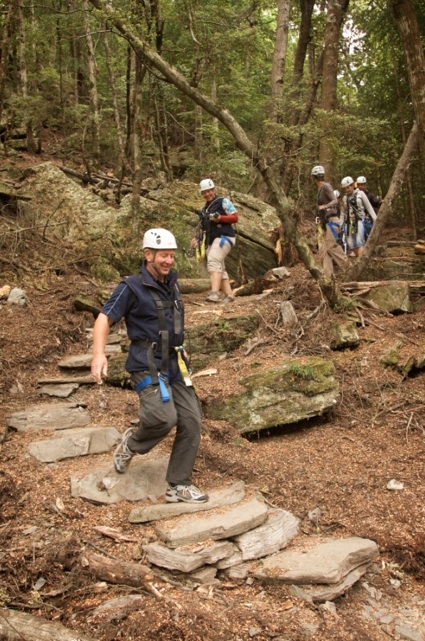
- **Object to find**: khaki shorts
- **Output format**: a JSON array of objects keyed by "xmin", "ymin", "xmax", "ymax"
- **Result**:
[{"xmin": 207, "ymin": 236, "xmax": 235, "ymax": 279}]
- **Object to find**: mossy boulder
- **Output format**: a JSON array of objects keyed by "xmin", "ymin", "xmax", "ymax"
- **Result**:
[
  {"xmin": 207, "ymin": 356, "xmax": 339, "ymax": 434},
  {"xmin": 330, "ymin": 322, "xmax": 359, "ymax": 350},
  {"xmin": 105, "ymin": 354, "xmax": 132, "ymax": 388},
  {"xmin": 364, "ymin": 282, "xmax": 412, "ymax": 314},
  {"xmin": 186, "ymin": 314, "xmax": 260, "ymax": 371}
]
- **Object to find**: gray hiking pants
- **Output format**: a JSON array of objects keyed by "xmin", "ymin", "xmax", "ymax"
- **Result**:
[{"xmin": 127, "ymin": 374, "xmax": 203, "ymax": 486}]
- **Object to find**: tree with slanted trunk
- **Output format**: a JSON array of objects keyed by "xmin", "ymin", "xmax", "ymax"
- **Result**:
[{"xmin": 86, "ymin": 0, "xmax": 347, "ymax": 309}]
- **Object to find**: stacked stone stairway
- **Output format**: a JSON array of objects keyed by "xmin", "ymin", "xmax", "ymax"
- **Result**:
[{"xmin": 4, "ymin": 326, "xmax": 425, "ymax": 641}]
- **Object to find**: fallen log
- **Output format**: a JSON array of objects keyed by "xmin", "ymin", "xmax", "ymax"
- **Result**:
[
  {"xmin": 178, "ymin": 278, "xmax": 211, "ymax": 294},
  {"xmin": 0, "ymin": 608, "xmax": 95, "ymax": 641},
  {"xmin": 341, "ymin": 280, "xmax": 425, "ymax": 292},
  {"xmin": 81, "ymin": 552, "xmax": 153, "ymax": 586}
]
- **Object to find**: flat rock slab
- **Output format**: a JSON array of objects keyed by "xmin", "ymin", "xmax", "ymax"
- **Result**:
[
  {"xmin": 253, "ymin": 536, "xmax": 379, "ymax": 585},
  {"xmin": 38, "ymin": 383, "xmax": 79, "ymax": 398},
  {"xmin": 143, "ymin": 540, "xmax": 236, "ymax": 573},
  {"xmin": 289, "ymin": 563, "xmax": 371, "ymax": 603},
  {"xmin": 28, "ymin": 426, "xmax": 120, "ymax": 462},
  {"xmin": 70, "ymin": 457, "xmax": 169, "ymax": 504},
  {"xmin": 59, "ymin": 347, "xmax": 121, "ymax": 369},
  {"xmin": 128, "ymin": 480, "xmax": 246, "ymax": 523},
  {"xmin": 58, "ymin": 354, "xmax": 93, "ymax": 369},
  {"xmin": 37, "ymin": 375, "xmax": 95, "ymax": 385},
  {"xmin": 7, "ymin": 402, "xmax": 90, "ymax": 432},
  {"xmin": 155, "ymin": 496, "xmax": 269, "ymax": 548},
  {"xmin": 234, "ymin": 508, "xmax": 300, "ymax": 561}
]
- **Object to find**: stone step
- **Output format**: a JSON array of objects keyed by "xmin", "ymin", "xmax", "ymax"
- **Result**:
[
  {"xmin": 7, "ymin": 401, "xmax": 90, "ymax": 432},
  {"xmin": 128, "ymin": 480, "xmax": 246, "ymax": 523},
  {"xmin": 154, "ymin": 496, "xmax": 269, "ymax": 548},
  {"xmin": 253, "ymin": 536, "xmax": 379, "ymax": 586},
  {"xmin": 70, "ymin": 457, "xmax": 169, "ymax": 504},
  {"xmin": 58, "ymin": 347, "xmax": 121, "ymax": 370},
  {"xmin": 28, "ymin": 426, "xmax": 120, "ymax": 462}
]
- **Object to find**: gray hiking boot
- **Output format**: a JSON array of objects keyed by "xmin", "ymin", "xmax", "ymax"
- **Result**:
[
  {"xmin": 206, "ymin": 291, "xmax": 221, "ymax": 302},
  {"xmin": 165, "ymin": 484, "xmax": 209, "ymax": 503},
  {"xmin": 113, "ymin": 428, "xmax": 135, "ymax": 474}
]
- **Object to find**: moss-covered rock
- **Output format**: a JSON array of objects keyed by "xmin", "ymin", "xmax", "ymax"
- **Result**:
[
  {"xmin": 330, "ymin": 322, "xmax": 360, "ymax": 350},
  {"xmin": 186, "ymin": 314, "xmax": 260, "ymax": 371},
  {"xmin": 206, "ymin": 356, "xmax": 339, "ymax": 434},
  {"xmin": 105, "ymin": 354, "xmax": 132, "ymax": 388},
  {"xmin": 364, "ymin": 282, "xmax": 412, "ymax": 314}
]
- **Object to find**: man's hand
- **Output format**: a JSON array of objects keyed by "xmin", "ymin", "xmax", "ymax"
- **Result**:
[{"xmin": 91, "ymin": 353, "xmax": 108, "ymax": 384}]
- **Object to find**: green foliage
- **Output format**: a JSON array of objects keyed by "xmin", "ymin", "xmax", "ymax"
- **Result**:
[{"xmin": 1, "ymin": 0, "xmax": 424, "ymax": 225}]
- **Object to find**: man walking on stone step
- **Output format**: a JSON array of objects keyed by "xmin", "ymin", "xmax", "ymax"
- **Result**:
[{"xmin": 91, "ymin": 228, "xmax": 208, "ymax": 504}]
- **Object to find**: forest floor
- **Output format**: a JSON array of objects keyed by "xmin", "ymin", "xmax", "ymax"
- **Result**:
[{"xmin": 1, "ymin": 151, "xmax": 425, "ymax": 641}]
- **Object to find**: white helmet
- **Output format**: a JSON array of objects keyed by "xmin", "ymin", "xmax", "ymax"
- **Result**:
[
  {"xmin": 199, "ymin": 178, "xmax": 215, "ymax": 192},
  {"xmin": 356, "ymin": 175, "xmax": 367, "ymax": 184},
  {"xmin": 311, "ymin": 165, "xmax": 325, "ymax": 177},
  {"xmin": 341, "ymin": 176, "xmax": 354, "ymax": 188},
  {"xmin": 333, "ymin": 189, "xmax": 340, "ymax": 199},
  {"xmin": 142, "ymin": 228, "xmax": 177, "ymax": 250}
]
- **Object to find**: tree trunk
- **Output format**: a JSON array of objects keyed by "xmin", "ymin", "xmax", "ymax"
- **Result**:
[
  {"xmin": 83, "ymin": 552, "xmax": 153, "ymax": 586},
  {"xmin": 282, "ymin": 50, "xmax": 324, "ymax": 193},
  {"xmin": 131, "ymin": 54, "xmax": 145, "ymax": 222},
  {"xmin": 346, "ymin": 121, "xmax": 419, "ymax": 282},
  {"xmin": 154, "ymin": 87, "xmax": 173, "ymax": 182},
  {"xmin": 0, "ymin": 608, "xmax": 95, "ymax": 641},
  {"xmin": 0, "ymin": 1, "xmax": 18, "ymax": 123},
  {"xmin": 290, "ymin": 0, "xmax": 316, "ymax": 110},
  {"xmin": 103, "ymin": 29, "xmax": 130, "ymax": 176},
  {"xmin": 83, "ymin": 0, "xmax": 100, "ymax": 163},
  {"xmin": 318, "ymin": 0, "xmax": 349, "ymax": 175},
  {"xmin": 269, "ymin": 0, "xmax": 290, "ymax": 122},
  {"xmin": 391, "ymin": 0, "xmax": 425, "ymax": 140}
]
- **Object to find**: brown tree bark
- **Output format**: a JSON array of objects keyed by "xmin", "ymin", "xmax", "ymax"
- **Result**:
[
  {"xmin": 269, "ymin": 0, "xmax": 291, "ymax": 122},
  {"xmin": 346, "ymin": 121, "xmax": 419, "ymax": 282},
  {"xmin": 0, "ymin": 608, "xmax": 95, "ymax": 641},
  {"xmin": 289, "ymin": 0, "xmax": 316, "ymax": 126},
  {"xmin": 318, "ymin": 0, "xmax": 349, "ymax": 174},
  {"xmin": 0, "ymin": 1, "xmax": 18, "ymax": 124},
  {"xmin": 390, "ymin": 0, "xmax": 425, "ymax": 140},
  {"xmin": 83, "ymin": 0, "xmax": 101, "ymax": 163}
]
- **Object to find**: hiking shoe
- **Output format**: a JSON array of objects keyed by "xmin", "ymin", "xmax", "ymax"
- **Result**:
[
  {"xmin": 206, "ymin": 291, "xmax": 221, "ymax": 302},
  {"xmin": 165, "ymin": 484, "xmax": 209, "ymax": 503},
  {"xmin": 113, "ymin": 428, "xmax": 135, "ymax": 474},
  {"xmin": 222, "ymin": 295, "xmax": 235, "ymax": 303}
]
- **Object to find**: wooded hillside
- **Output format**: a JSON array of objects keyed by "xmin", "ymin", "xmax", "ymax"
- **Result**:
[{"xmin": 1, "ymin": 0, "xmax": 424, "ymax": 237}]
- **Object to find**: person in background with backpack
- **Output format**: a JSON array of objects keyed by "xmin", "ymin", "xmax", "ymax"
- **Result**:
[
  {"xmin": 341, "ymin": 177, "xmax": 377, "ymax": 256},
  {"xmin": 356, "ymin": 176, "xmax": 382, "ymax": 238},
  {"xmin": 91, "ymin": 228, "xmax": 208, "ymax": 504},
  {"xmin": 191, "ymin": 178, "xmax": 238, "ymax": 303},
  {"xmin": 311, "ymin": 165, "xmax": 347, "ymax": 277}
]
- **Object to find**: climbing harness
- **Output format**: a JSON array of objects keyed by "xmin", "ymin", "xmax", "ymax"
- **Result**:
[{"xmin": 129, "ymin": 278, "xmax": 193, "ymax": 402}]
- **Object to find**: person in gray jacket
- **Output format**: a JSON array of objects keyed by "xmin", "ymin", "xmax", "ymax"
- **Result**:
[
  {"xmin": 341, "ymin": 176, "xmax": 377, "ymax": 257},
  {"xmin": 311, "ymin": 165, "xmax": 347, "ymax": 277}
]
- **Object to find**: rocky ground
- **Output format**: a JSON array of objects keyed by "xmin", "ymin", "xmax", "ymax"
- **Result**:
[
  {"xmin": 1, "ymin": 259, "xmax": 425, "ymax": 641},
  {"xmin": 1, "ymin": 152, "xmax": 425, "ymax": 641}
]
